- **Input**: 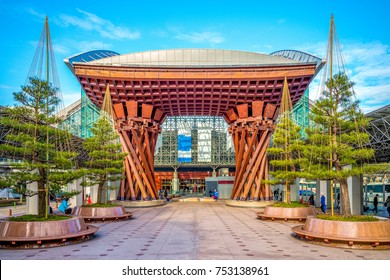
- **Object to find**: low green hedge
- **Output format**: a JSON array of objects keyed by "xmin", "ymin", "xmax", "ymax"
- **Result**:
[
  {"xmin": 272, "ymin": 201, "xmax": 309, "ymax": 208},
  {"xmin": 9, "ymin": 214, "xmax": 71, "ymax": 222},
  {"xmin": 316, "ymin": 214, "xmax": 379, "ymax": 222}
]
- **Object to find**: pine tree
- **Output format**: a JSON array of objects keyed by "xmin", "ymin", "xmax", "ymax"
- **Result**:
[
  {"xmin": 304, "ymin": 73, "xmax": 375, "ymax": 217},
  {"xmin": 82, "ymin": 115, "xmax": 126, "ymax": 204},
  {"xmin": 0, "ymin": 77, "xmax": 83, "ymax": 217},
  {"xmin": 268, "ymin": 110, "xmax": 304, "ymax": 204}
]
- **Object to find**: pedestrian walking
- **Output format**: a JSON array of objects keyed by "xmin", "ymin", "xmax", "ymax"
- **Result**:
[
  {"xmin": 308, "ymin": 193, "xmax": 315, "ymax": 206},
  {"xmin": 373, "ymin": 194, "xmax": 379, "ymax": 213},
  {"xmin": 213, "ymin": 189, "xmax": 219, "ymax": 201},
  {"xmin": 336, "ymin": 192, "xmax": 340, "ymax": 210},
  {"xmin": 320, "ymin": 193, "xmax": 326, "ymax": 214}
]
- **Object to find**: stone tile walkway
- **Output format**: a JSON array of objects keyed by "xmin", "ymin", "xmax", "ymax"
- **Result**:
[{"xmin": 0, "ymin": 201, "xmax": 389, "ymax": 260}]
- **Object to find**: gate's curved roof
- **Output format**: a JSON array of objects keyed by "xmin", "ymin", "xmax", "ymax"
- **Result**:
[
  {"xmin": 81, "ymin": 48, "xmax": 307, "ymax": 67},
  {"xmin": 66, "ymin": 49, "xmax": 324, "ymax": 118}
]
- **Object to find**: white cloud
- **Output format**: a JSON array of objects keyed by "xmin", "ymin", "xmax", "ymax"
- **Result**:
[
  {"xmin": 298, "ymin": 40, "xmax": 390, "ymax": 113},
  {"xmin": 75, "ymin": 41, "xmax": 113, "ymax": 52},
  {"xmin": 27, "ymin": 8, "xmax": 46, "ymax": 21},
  {"xmin": 53, "ymin": 44, "xmax": 70, "ymax": 55},
  {"xmin": 57, "ymin": 9, "xmax": 140, "ymax": 40},
  {"xmin": 175, "ymin": 31, "xmax": 225, "ymax": 44}
]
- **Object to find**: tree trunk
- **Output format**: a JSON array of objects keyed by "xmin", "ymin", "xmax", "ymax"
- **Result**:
[
  {"xmin": 97, "ymin": 181, "xmax": 104, "ymax": 204},
  {"xmin": 286, "ymin": 181, "xmax": 290, "ymax": 204},
  {"xmin": 339, "ymin": 177, "xmax": 352, "ymax": 217},
  {"xmin": 38, "ymin": 177, "xmax": 46, "ymax": 217}
]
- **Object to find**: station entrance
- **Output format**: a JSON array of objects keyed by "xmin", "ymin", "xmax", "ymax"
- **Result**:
[{"xmin": 67, "ymin": 49, "xmax": 324, "ymax": 202}]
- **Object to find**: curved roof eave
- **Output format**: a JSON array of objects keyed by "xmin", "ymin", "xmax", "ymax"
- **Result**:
[
  {"xmin": 64, "ymin": 50, "xmax": 120, "ymax": 74},
  {"xmin": 78, "ymin": 48, "xmax": 316, "ymax": 68},
  {"xmin": 270, "ymin": 49, "xmax": 326, "ymax": 76}
]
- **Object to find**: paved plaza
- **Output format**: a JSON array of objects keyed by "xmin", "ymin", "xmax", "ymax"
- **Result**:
[{"xmin": 0, "ymin": 201, "xmax": 389, "ymax": 260}]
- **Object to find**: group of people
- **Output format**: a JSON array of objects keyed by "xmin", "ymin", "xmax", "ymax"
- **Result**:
[
  {"xmin": 158, "ymin": 189, "xmax": 171, "ymax": 201},
  {"xmin": 373, "ymin": 194, "xmax": 390, "ymax": 217},
  {"xmin": 208, "ymin": 189, "xmax": 219, "ymax": 200},
  {"xmin": 307, "ymin": 192, "xmax": 390, "ymax": 217},
  {"xmin": 273, "ymin": 189, "xmax": 284, "ymax": 201}
]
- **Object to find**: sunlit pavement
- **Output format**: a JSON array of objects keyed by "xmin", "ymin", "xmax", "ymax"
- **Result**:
[{"xmin": 0, "ymin": 201, "xmax": 389, "ymax": 260}]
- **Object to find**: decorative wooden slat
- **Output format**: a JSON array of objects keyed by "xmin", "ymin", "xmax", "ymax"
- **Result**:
[
  {"xmin": 142, "ymin": 104, "xmax": 154, "ymax": 119},
  {"xmin": 236, "ymin": 104, "xmax": 248, "ymax": 118},
  {"xmin": 113, "ymin": 103, "xmax": 126, "ymax": 119},
  {"xmin": 126, "ymin": 101, "xmax": 138, "ymax": 117},
  {"xmin": 263, "ymin": 103, "xmax": 277, "ymax": 119},
  {"xmin": 226, "ymin": 108, "xmax": 238, "ymax": 122},
  {"xmin": 153, "ymin": 108, "xmax": 164, "ymax": 122},
  {"xmin": 252, "ymin": 101, "xmax": 264, "ymax": 117}
]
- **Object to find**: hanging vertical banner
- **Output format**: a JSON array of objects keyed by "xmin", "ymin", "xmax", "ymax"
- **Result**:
[{"xmin": 178, "ymin": 129, "xmax": 192, "ymax": 162}]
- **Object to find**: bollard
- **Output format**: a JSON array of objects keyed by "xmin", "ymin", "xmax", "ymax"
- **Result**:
[{"xmin": 8, "ymin": 209, "xmax": 12, "ymax": 216}]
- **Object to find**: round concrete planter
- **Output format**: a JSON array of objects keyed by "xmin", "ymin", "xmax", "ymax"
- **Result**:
[
  {"xmin": 257, "ymin": 205, "xmax": 316, "ymax": 221},
  {"xmin": 0, "ymin": 216, "xmax": 98, "ymax": 249},
  {"xmin": 113, "ymin": 200, "xmax": 165, "ymax": 208},
  {"xmin": 226, "ymin": 200, "xmax": 274, "ymax": 208},
  {"xmin": 292, "ymin": 216, "xmax": 390, "ymax": 249},
  {"xmin": 73, "ymin": 205, "xmax": 132, "ymax": 222}
]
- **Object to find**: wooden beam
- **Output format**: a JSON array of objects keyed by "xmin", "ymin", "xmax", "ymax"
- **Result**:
[
  {"xmin": 252, "ymin": 152, "xmax": 267, "ymax": 199},
  {"xmin": 124, "ymin": 158, "xmax": 136, "ymax": 200},
  {"xmin": 241, "ymin": 131, "xmax": 271, "ymax": 199},
  {"xmin": 118, "ymin": 132, "xmax": 148, "ymax": 199},
  {"xmin": 233, "ymin": 129, "xmax": 258, "ymax": 195}
]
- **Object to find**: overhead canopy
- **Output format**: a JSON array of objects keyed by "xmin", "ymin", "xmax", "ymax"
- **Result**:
[{"xmin": 66, "ymin": 49, "xmax": 325, "ymax": 118}]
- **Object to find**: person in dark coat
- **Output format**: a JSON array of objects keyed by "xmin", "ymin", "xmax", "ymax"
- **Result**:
[
  {"xmin": 373, "ymin": 194, "xmax": 379, "ymax": 213},
  {"xmin": 385, "ymin": 196, "xmax": 390, "ymax": 217},
  {"xmin": 308, "ymin": 193, "xmax": 315, "ymax": 206}
]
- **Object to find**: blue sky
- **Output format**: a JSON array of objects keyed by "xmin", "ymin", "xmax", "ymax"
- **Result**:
[{"xmin": 0, "ymin": 0, "xmax": 389, "ymax": 113}]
